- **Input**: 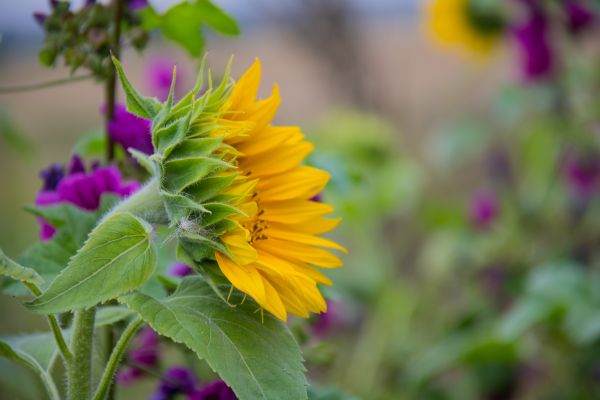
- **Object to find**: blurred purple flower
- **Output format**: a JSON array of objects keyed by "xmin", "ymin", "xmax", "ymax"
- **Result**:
[
  {"xmin": 33, "ymin": 12, "xmax": 47, "ymax": 26},
  {"xmin": 168, "ymin": 263, "xmax": 194, "ymax": 278},
  {"xmin": 35, "ymin": 155, "xmax": 140, "ymax": 240},
  {"xmin": 104, "ymin": 103, "xmax": 153, "ymax": 155},
  {"xmin": 150, "ymin": 366, "xmax": 198, "ymax": 400},
  {"xmin": 513, "ymin": 2, "xmax": 554, "ymax": 81},
  {"xmin": 469, "ymin": 189, "xmax": 499, "ymax": 230},
  {"xmin": 128, "ymin": 0, "xmax": 148, "ymax": 11},
  {"xmin": 312, "ymin": 300, "xmax": 345, "ymax": 337},
  {"xmin": 562, "ymin": 151, "xmax": 600, "ymax": 200},
  {"xmin": 145, "ymin": 58, "xmax": 183, "ymax": 102},
  {"xmin": 117, "ymin": 327, "xmax": 160, "ymax": 385},
  {"xmin": 189, "ymin": 380, "xmax": 238, "ymax": 400},
  {"xmin": 564, "ymin": 0, "xmax": 596, "ymax": 34}
]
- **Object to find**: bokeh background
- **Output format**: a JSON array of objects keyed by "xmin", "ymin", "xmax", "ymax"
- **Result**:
[{"xmin": 3, "ymin": 0, "xmax": 600, "ymax": 399}]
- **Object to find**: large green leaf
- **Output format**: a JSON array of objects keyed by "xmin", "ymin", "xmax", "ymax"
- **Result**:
[
  {"xmin": 120, "ymin": 277, "xmax": 308, "ymax": 400},
  {"xmin": 27, "ymin": 212, "xmax": 157, "ymax": 314},
  {"xmin": 2, "ymin": 196, "xmax": 119, "ymax": 296},
  {"xmin": 0, "ymin": 248, "xmax": 44, "ymax": 286}
]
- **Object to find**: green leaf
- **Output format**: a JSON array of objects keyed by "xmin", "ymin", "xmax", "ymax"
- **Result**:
[
  {"xmin": 120, "ymin": 277, "xmax": 308, "ymax": 400},
  {"xmin": 2, "ymin": 197, "xmax": 119, "ymax": 296},
  {"xmin": 129, "ymin": 148, "xmax": 156, "ymax": 174},
  {"xmin": 112, "ymin": 57, "xmax": 162, "ymax": 119},
  {"xmin": 0, "ymin": 332, "xmax": 57, "ymax": 372},
  {"xmin": 141, "ymin": 0, "xmax": 239, "ymax": 57},
  {"xmin": 27, "ymin": 212, "xmax": 157, "ymax": 314},
  {"xmin": 96, "ymin": 305, "xmax": 133, "ymax": 327},
  {"xmin": 0, "ymin": 248, "xmax": 44, "ymax": 286}
]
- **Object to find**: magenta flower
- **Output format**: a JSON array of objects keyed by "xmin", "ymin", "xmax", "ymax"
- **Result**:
[
  {"xmin": 150, "ymin": 366, "xmax": 198, "ymax": 400},
  {"xmin": 564, "ymin": 0, "xmax": 596, "ymax": 34},
  {"xmin": 128, "ymin": 0, "xmax": 148, "ymax": 11},
  {"xmin": 105, "ymin": 103, "xmax": 153, "ymax": 155},
  {"xmin": 145, "ymin": 58, "xmax": 184, "ymax": 102},
  {"xmin": 562, "ymin": 151, "xmax": 600, "ymax": 200},
  {"xmin": 189, "ymin": 380, "xmax": 237, "ymax": 400},
  {"xmin": 35, "ymin": 155, "xmax": 140, "ymax": 240},
  {"xmin": 469, "ymin": 189, "xmax": 499, "ymax": 230},
  {"xmin": 513, "ymin": 1, "xmax": 553, "ymax": 81},
  {"xmin": 312, "ymin": 300, "xmax": 342, "ymax": 337},
  {"xmin": 168, "ymin": 263, "xmax": 194, "ymax": 278},
  {"xmin": 117, "ymin": 327, "xmax": 160, "ymax": 385}
]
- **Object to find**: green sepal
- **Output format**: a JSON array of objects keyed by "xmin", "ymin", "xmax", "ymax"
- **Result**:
[
  {"xmin": 186, "ymin": 174, "xmax": 238, "ymax": 203},
  {"xmin": 112, "ymin": 56, "xmax": 162, "ymax": 119},
  {"xmin": 163, "ymin": 156, "xmax": 231, "ymax": 193},
  {"xmin": 161, "ymin": 191, "xmax": 209, "ymax": 226},
  {"xmin": 129, "ymin": 148, "xmax": 156, "ymax": 175},
  {"xmin": 202, "ymin": 202, "xmax": 245, "ymax": 226}
]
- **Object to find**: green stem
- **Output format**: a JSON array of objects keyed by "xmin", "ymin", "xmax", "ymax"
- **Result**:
[
  {"xmin": 105, "ymin": 0, "xmax": 125, "ymax": 162},
  {"xmin": 0, "ymin": 74, "xmax": 93, "ymax": 94},
  {"xmin": 68, "ymin": 308, "xmax": 97, "ymax": 400},
  {"xmin": 40, "ymin": 372, "xmax": 61, "ymax": 400},
  {"xmin": 91, "ymin": 317, "xmax": 143, "ymax": 400},
  {"xmin": 24, "ymin": 282, "xmax": 72, "ymax": 364},
  {"xmin": 106, "ymin": 178, "xmax": 167, "ymax": 224}
]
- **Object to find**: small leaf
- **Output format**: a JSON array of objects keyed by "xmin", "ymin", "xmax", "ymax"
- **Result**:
[
  {"xmin": 129, "ymin": 148, "xmax": 156, "ymax": 174},
  {"xmin": 0, "ymin": 248, "xmax": 44, "ymax": 286},
  {"xmin": 194, "ymin": 0, "xmax": 240, "ymax": 35},
  {"xmin": 112, "ymin": 57, "xmax": 162, "ymax": 119},
  {"xmin": 27, "ymin": 212, "xmax": 157, "ymax": 314},
  {"xmin": 0, "ymin": 331, "xmax": 59, "ymax": 372},
  {"xmin": 120, "ymin": 277, "xmax": 308, "ymax": 400},
  {"xmin": 96, "ymin": 305, "xmax": 133, "ymax": 327}
]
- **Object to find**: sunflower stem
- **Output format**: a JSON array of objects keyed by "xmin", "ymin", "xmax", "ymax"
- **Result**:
[
  {"xmin": 106, "ymin": 177, "xmax": 167, "ymax": 223},
  {"xmin": 68, "ymin": 308, "xmax": 96, "ymax": 400}
]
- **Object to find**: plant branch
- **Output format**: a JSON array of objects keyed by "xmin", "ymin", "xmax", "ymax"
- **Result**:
[
  {"xmin": 68, "ymin": 308, "xmax": 96, "ymax": 400},
  {"xmin": 91, "ymin": 317, "xmax": 143, "ymax": 400},
  {"xmin": 24, "ymin": 282, "xmax": 72, "ymax": 365},
  {"xmin": 0, "ymin": 74, "xmax": 93, "ymax": 94},
  {"xmin": 105, "ymin": 0, "xmax": 125, "ymax": 162}
]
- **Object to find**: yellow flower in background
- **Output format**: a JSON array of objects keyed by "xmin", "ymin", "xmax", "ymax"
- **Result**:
[
  {"xmin": 426, "ymin": 0, "xmax": 505, "ymax": 57},
  {"xmin": 213, "ymin": 60, "xmax": 346, "ymax": 321}
]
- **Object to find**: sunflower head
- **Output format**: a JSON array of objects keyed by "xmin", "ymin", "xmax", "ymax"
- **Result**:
[
  {"xmin": 114, "ymin": 57, "xmax": 345, "ymax": 321},
  {"xmin": 426, "ymin": 0, "xmax": 506, "ymax": 57}
]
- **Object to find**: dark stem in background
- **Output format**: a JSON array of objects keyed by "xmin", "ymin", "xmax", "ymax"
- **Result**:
[
  {"xmin": 0, "ymin": 74, "xmax": 94, "ymax": 94},
  {"xmin": 105, "ymin": 0, "xmax": 125, "ymax": 162}
]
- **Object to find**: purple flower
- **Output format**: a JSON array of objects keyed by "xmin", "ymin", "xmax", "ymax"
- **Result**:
[
  {"xmin": 33, "ymin": 11, "xmax": 47, "ymax": 25},
  {"xmin": 469, "ymin": 189, "xmax": 499, "ymax": 230},
  {"xmin": 168, "ymin": 263, "xmax": 194, "ymax": 278},
  {"xmin": 105, "ymin": 103, "xmax": 153, "ymax": 155},
  {"xmin": 189, "ymin": 380, "xmax": 238, "ymax": 400},
  {"xmin": 513, "ymin": 2, "xmax": 554, "ymax": 81},
  {"xmin": 128, "ymin": 0, "xmax": 148, "ymax": 11},
  {"xmin": 35, "ymin": 155, "xmax": 140, "ymax": 240},
  {"xmin": 562, "ymin": 151, "xmax": 600, "ymax": 200},
  {"xmin": 150, "ymin": 366, "xmax": 198, "ymax": 400},
  {"xmin": 145, "ymin": 58, "xmax": 183, "ymax": 102},
  {"xmin": 564, "ymin": 0, "xmax": 596, "ymax": 34},
  {"xmin": 117, "ymin": 327, "xmax": 160, "ymax": 385},
  {"xmin": 312, "ymin": 300, "xmax": 345, "ymax": 337}
]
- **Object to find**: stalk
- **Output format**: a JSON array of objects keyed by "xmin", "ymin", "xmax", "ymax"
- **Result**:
[
  {"xmin": 105, "ymin": 0, "xmax": 125, "ymax": 162},
  {"xmin": 68, "ymin": 308, "xmax": 97, "ymax": 400},
  {"xmin": 91, "ymin": 317, "xmax": 143, "ymax": 400}
]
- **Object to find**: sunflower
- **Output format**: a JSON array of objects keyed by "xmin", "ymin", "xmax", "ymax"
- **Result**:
[
  {"xmin": 211, "ymin": 60, "xmax": 346, "ymax": 321},
  {"xmin": 426, "ymin": 0, "xmax": 505, "ymax": 57}
]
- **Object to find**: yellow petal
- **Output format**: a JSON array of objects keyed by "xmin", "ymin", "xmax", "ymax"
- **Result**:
[
  {"xmin": 265, "ymin": 228, "xmax": 347, "ymax": 253},
  {"xmin": 257, "ymin": 166, "xmax": 330, "ymax": 201},
  {"xmin": 222, "ymin": 228, "xmax": 257, "ymax": 265},
  {"xmin": 227, "ymin": 59, "xmax": 261, "ymax": 112},
  {"xmin": 268, "ymin": 218, "xmax": 341, "ymax": 235},
  {"xmin": 216, "ymin": 252, "xmax": 265, "ymax": 303},
  {"xmin": 261, "ymin": 200, "xmax": 334, "ymax": 223},
  {"xmin": 261, "ymin": 277, "xmax": 287, "ymax": 321},
  {"xmin": 255, "ymin": 239, "xmax": 343, "ymax": 268},
  {"xmin": 240, "ymin": 140, "xmax": 313, "ymax": 178}
]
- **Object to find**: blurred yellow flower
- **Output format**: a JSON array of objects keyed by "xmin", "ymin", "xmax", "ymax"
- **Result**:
[
  {"xmin": 213, "ymin": 59, "xmax": 346, "ymax": 321},
  {"xmin": 426, "ymin": 0, "xmax": 505, "ymax": 57}
]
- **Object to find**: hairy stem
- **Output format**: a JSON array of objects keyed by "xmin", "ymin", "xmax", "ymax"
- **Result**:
[
  {"xmin": 68, "ymin": 308, "xmax": 96, "ymax": 400},
  {"xmin": 24, "ymin": 282, "xmax": 72, "ymax": 364},
  {"xmin": 0, "ymin": 74, "xmax": 93, "ymax": 94},
  {"xmin": 106, "ymin": 177, "xmax": 167, "ymax": 224},
  {"xmin": 91, "ymin": 317, "xmax": 143, "ymax": 400},
  {"xmin": 105, "ymin": 0, "xmax": 125, "ymax": 162}
]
